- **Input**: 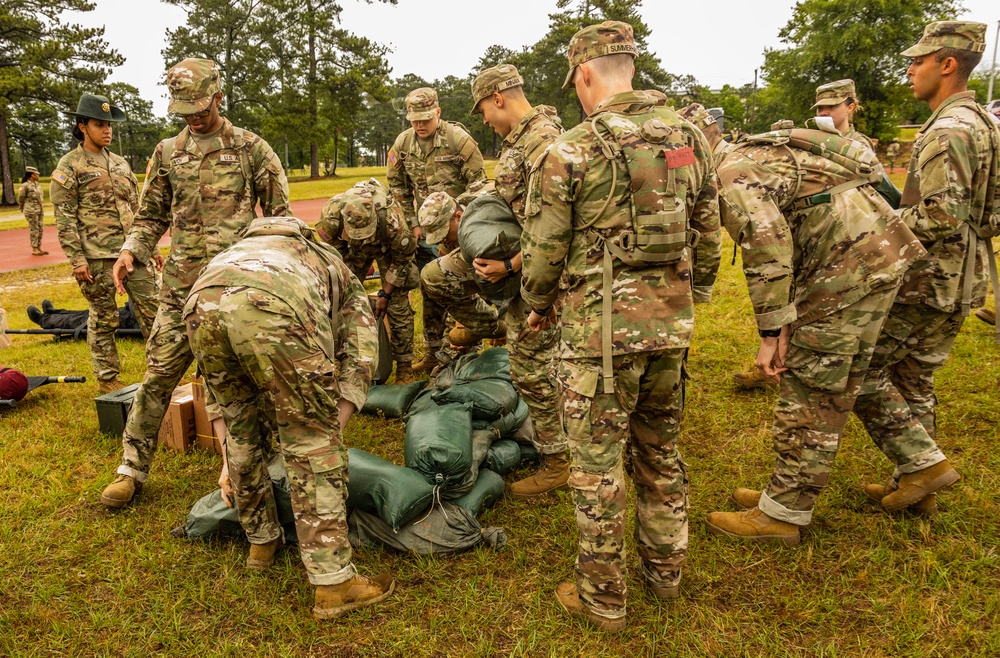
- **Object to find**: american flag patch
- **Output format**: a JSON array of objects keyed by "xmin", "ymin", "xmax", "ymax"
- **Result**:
[
  {"xmin": 388, "ymin": 150, "xmax": 398, "ymax": 167},
  {"xmin": 52, "ymin": 170, "xmax": 69, "ymax": 186}
]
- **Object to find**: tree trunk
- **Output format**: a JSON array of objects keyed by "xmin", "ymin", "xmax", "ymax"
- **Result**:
[
  {"xmin": 330, "ymin": 130, "xmax": 338, "ymax": 176},
  {"xmin": 0, "ymin": 111, "xmax": 15, "ymax": 206},
  {"xmin": 308, "ymin": 3, "xmax": 319, "ymax": 179}
]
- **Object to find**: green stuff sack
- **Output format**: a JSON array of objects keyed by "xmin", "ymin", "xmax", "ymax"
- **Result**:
[
  {"xmin": 485, "ymin": 439, "xmax": 522, "ymax": 475},
  {"xmin": 361, "ymin": 380, "xmax": 428, "ymax": 418},
  {"xmin": 403, "ymin": 387, "xmax": 439, "ymax": 420},
  {"xmin": 347, "ymin": 505, "xmax": 507, "ymax": 556},
  {"xmin": 520, "ymin": 442, "xmax": 540, "ymax": 465},
  {"xmin": 457, "ymin": 195, "xmax": 523, "ymax": 307},
  {"xmin": 346, "ymin": 448, "xmax": 435, "ymax": 530},
  {"xmin": 453, "ymin": 469, "xmax": 505, "ymax": 517},
  {"xmin": 404, "ymin": 403, "xmax": 473, "ymax": 490},
  {"xmin": 432, "ymin": 378, "xmax": 518, "ymax": 420},
  {"xmin": 490, "ymin": 397, "xmax": 530, "ymax": 437},
  {"xmin": 454, "ymin": 347, "xmax": 511, "ymax": 382}
]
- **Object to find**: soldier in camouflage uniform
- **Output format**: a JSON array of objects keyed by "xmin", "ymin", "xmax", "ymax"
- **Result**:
[
  {"xmin": 521, "ymin": 22, "xmax": 721, "ymax": 630},
  {"xmin": 678, "ymin": 103, "xmax": 733, "ymax": 168},
  {"xmin": 50, "ymin": 95, "xmax": 159, "ymax": 394},
  {"xmin": 703, "ymin": 123, "xmax": 926, "ymax": 544},
  {"xmin": 466, "ymin": 64, "xmax": 570, "ymax": 498},
  {"xmin": 886, "ymin": 138, "xmax": 901, "ymax": 171},
  {"xmin": 386, "ymin": 87, "xmax": 487, "ymax": 372},
  {"xmin": 852, "ymin": 21, "xmax": 997, "ymax": 512},
  {"xmin": 185, "ymin": 215, "xmax": 394, "ymax": 619},
  {"xmin": 315, "ymin": 178, "xmax": 419, "ymax": 383},
  {"xmin": 100, "ymin": 58, "xmax": 289, "ymax": 508},
  {"xmin": 814, "ymin": 79, "xmax": 877, "ymax": 153},
  {"xmin": 18, "ymin": 166, "xmax": 46, "ymax": 256}
]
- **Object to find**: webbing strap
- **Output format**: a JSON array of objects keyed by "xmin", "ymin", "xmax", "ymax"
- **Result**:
[
  {"xmin": 789, "ymin": 177, "xmax": 873, "ymax": 211},
  {"xmin": 601, "ymin": 243, "xmax": 615, "ymax": 395},
  {"xmin": 960, "ymin": 224, "xmax": 1000, "ymax": 343}
]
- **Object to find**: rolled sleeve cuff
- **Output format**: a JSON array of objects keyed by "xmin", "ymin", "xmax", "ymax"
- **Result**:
[
  {"xmin": 69, "ymin": 256, "xmax": 88, "ymax": 269},
  {"xmin": 383, "ymin": 268, "xmax": 405, "ymax": 288},
  {"xmin": 692, "ymin": 285, "xmax": 713, "ymax": 304},
  {"xmin": 756, "ymin": 304, "xmax": 797, "ymax": 331},
  {"xmin": 338, "ymin": 380, "xmax": 368, "ymax": 414},
  {"xmin": 520, "ymin": 285, "xmax": 558, "ymax": 312},
  {"xmin": 121, "ymin": 238, "xmax": 151, "ymax": 265}
]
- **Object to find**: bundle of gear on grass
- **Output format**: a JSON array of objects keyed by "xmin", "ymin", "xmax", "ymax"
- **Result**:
[{"xmin": 176, "ymin": 347, "xmax": 538, "ymax": 555}]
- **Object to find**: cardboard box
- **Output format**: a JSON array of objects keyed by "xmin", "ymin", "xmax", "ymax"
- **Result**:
[
  {"xmin": 94, "ymin": 384, "xmax": 142, "ymax": 437},
  {"xmin": 192, "ymin": 377, "xmax": 224, "ymax": 455},
  {"xmin": 158, "ymin": 383, "xmax": 196, "ymax": 452}
]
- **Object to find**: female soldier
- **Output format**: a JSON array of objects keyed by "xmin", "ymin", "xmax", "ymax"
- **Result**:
[
  {"xmin": 17, "ymin": 166, "xmax": 46, "ymax": 256},
  {"xmin": 813, "ymin": 79, "xmax": 876, "ymax": 152},
  {"xmin": 50, "ymin": 94, "xmax": 160, "ymax": 394}
]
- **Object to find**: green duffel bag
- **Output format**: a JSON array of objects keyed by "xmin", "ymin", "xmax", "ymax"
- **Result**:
[
  {"xmin": 453, "ymin": 469, "xmax": 505, "ymax": 517},
  {"xmin": 403, "ymin": 387, "xmax": 439, "ymax": 420},
  {"xmin": 472, "ymin": 397, "xmax": 530, "ymax": 438},
  {"xmin": 454, "ymin": 347, "xmax": 511, "ymax": 382},
  {"xmin": 360, "ymin": 380, "xmax": 428, "ymax": 418},
  {"xmin": 347, "ymin": 505, "xmax": 507, "ymax": 556},
  {"xmin": 432, "ymin": 378, "xmax": 518, "ymax": 421},
  {"xmin": 457, "ymin": 195, "xmax": 523, "ymax": 308},
  {"xmin": 485, "ymin": 439, "xmax": 522, "ymax": 475},
  {"xmin": 346, "ymin": 448, "xmax": 435, "ymax": 530},
  {"xmin": 404, "ymin": 403, "xmax": 473, "ymax": 490}
]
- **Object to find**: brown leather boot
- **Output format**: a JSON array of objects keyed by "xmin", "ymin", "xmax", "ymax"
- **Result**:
[
  {"xmin": 394, "ymin": 362, "xmax": 415, "ymax": 384},
  {"xmin": 246, "ymin": 537, "xmax": 282, "ymax": 571},
  {"xmin": 706, "ymin": 508, "xmax": 801, "ymax": 546},
  {"xmin": 863, "ymin": 482, "xmax": 938, "ymax": 516},
  {"xmin": 100, "ymin": 474, "xmax": 142, "ymax": 508},
  {"xmin": 731, "ymin": 488, "xmax": 762, "ymax": 510},
  {"xmin": 448, "ymin": 321, "xmax": 508, "ymax": 347},
  {"xmin": 732, "ymin": 369, "xmax": 779, "ymax": 391},
  {"xmin": 31, "ymin": 247, "xmax": 48, "ymax": 256},
  {"xmin": 554, "ymin": 582, "xmax": 625, "ymax": 631},
  {"xmin": 508, "ymin": 451, "xmax": 570, "ymax": 499},
  {"xmin": 97, "ymin": 378, "xmax": 128, "ymax": 394},
  {"xmin": 975, "ymin": 308, "xmax": 996, "ymax": 326},
  {"xmin": 645, "ymin": 575, "xmax": 680, "ymax": 600},
  {"xmin": 412, "ymin": 352, "xmax": 441, "ymax": 373},
  {"xmin": 313, "ymin": 574, "xmax": 395, "ymax": 619},
  {"xmin": 882, "ymin": 460, "xmax": 959, "ymax": 512}
]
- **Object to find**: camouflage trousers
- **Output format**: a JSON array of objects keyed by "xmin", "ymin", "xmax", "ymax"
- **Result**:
[
  {"xmin": 355, "ymin": 256, "xmax": 417, "ymax": 364},
  {"xmin": 759, "ymin": 286, "xmax": 897, "ymax": 525},
  {"xmin": 26, "ymin": 212, "xmax": 43, "ymax": 249},
  {"xmin": 77, "ymin": 258, "xmax": 157, "ymax": 383},
  {"xmin": 853, "ymin": 302, "xmax": 956, "ymax": 479},
  {"xmin": 417, "ymin": 240, "xmax": 447, "ymax": 351},
  {"xmin": 506, "ymin": 296, "xmax": 565, "ymax": 455},
  {"xmin": 185, "ymin": 285, "xmax": 355, "ymax": 585},
  {"xmin": 421, "ymin": 248, "xmax": 503, "ymax": 338},
  {"xmin": 558, "ymin": 349, "xmax": 688, "ymax": 619}
]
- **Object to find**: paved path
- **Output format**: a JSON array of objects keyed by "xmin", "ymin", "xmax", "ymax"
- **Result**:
[{"xmin": 0, "ymin": 198, "xmax": 328, "ymax": 274}]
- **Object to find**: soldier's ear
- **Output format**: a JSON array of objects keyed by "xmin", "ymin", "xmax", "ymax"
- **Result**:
[
  {"xmin": 493, "ymin": 92, "xmax": 504, "ymax": 109},
  {"xmin": 938, "ymin": 55, "xmax": 959, "ymax": 76}
]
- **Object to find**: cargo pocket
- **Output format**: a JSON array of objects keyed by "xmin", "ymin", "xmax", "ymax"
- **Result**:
[
  {"xmin": 784, "ymin": 325, "xmax": 860, "ymax": 393},
  {"xmin": 291, "ymin": 350, "xmax": 339, "ymax": 423},
  {"xmin": 309, "ymin": 451, "xmax": 346, "ymax": 519},
  {"xmin": 246, "ymin": 289, "xmax": 295, "ymax": 316}
]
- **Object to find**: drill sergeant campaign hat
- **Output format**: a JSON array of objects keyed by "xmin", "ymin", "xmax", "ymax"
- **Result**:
[
  {"xmin": 812, "ymin": 79, "xmax": 859, "ymax": 108},
  {"xmin": 70, "ymin": 94, "xmax": 126, "ymax": 122},
  {"xmin": 470, "ymin": 64, "xmax": 525, "ymax": 115},
  {"xmin": 166, "ymin": 58, "xmax": 222, "ymax": 115},
  {"xmin": 343, "ymin": 194, "xmax": 378, "ymax": 242},
  {"xmin": 902, "ymin": 20, "xmax": 987, "ymax": 57},
  {"xmin": 417, "ymin": 192, "xmax": 457, "ymax": 245},
  {"xmin": 24, "ymin": 166, "xmax": 39, "ymax": 175},
  {"xmin": 562, "ymin": 20, "xmax": 639, "ymax": 89},
  {"xmin": 405, "ymin": 87, "xmax": 439, "ymax": 122}
]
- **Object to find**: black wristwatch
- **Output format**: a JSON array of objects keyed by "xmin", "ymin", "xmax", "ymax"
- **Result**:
[
  {"xmin": 533, "ymin": 305, "xmax": 554, "ymax": 317},
  {"xmin": 504, "ymin": 258, "xmax": 514, "ymax": 274},
  {"xmin": 377, "ymin": 289, "xmax": 393, "ymax": 300},
  {"xmin": 758, "ymin": 328, "xmax": 782, "ymax": 338}
]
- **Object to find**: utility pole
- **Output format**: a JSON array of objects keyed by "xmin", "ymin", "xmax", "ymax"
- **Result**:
[
  {"xmin": 987, "ymin": 20, "xmax": 999, "ymax": 103},
  {"xmin": 750, "ymin": 69, "xmax": 759, "ymax": 130}
]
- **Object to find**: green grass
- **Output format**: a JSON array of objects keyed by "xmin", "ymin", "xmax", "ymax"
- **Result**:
[{"xmin": 2, "ymin": 237, "xmax": 999, "ymax": 656}]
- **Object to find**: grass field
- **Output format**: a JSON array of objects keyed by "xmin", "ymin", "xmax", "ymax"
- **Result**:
[{"xmin": 2, "ymin": 224, "xmax": 999, "ymax": 656}]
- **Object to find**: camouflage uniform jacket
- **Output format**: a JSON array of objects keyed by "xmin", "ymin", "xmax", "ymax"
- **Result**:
[
  {"xmin": 17, "ymin": 179, "xmax": 43, "ymax": 215},
  {"xmin": 494, "ymin": 105, "xmax": 562, "ymax": 224},
  {"xmin": 712, "ymin": 140, "xmax": 734, "ymax": 169},
  {"xmin": 189, "ymin": 216, "xmax": 377, "ymax": 411},
  {"xmin": 717, "ymin": 143, "xmax": 925, "ymax": 330},
  {"xmin": 50, "ymin": 146, "xmax": 139, "ymax": 269},
  {"xmin": 895, "ymin": 91, "xmax": 1000, "ymax": 312},
  {"xmin": 521, "ymin": 90, "xmax": 722, "ymax": 360},
  {"xmin": 387, "ymin": 120, "xmax": 486, "ymax": 228},
  {"xmin": 315, "ymin": 196, "xmax": 417, "ymax": 287},
  {"xmin": 844, "ymin": 128, "xmax": 877, "ymax": 155},
  {"xmin": 123, "ymin": 118, "xmax": 289, "ymax": 292}
]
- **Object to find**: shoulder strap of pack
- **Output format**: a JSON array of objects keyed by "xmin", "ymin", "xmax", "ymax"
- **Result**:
[
  {"xmin": 231, "ymin": 126, "xmax": 259, "ymax": 211},
  {"xmin": 160, "ymin": 136, "xmax": 178, "ymax": 174}
]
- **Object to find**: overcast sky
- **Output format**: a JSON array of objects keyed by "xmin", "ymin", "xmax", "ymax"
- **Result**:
[{"xmin": 69, "ymin": 0, "xmax": 1000, "ymax": 116}]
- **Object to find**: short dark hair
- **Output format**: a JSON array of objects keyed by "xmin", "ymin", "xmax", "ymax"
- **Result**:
[
  {"xmin": 935, "ymin": 47, "xmax": 982, "ymax": 81},
  {"xmin": 71, "ymin": 115, "xmax": 90, "ymax": 142}
]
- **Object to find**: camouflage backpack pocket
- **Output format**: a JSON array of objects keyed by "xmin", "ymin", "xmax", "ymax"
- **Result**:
[{"xmin": 783, "ymin": 325, "xmax": 860, "ymax": 393}]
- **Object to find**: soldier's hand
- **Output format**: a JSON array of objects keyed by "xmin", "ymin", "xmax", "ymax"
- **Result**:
[
  {"xmin": 756, "ymin": 329, "xmax": 789, "ymax": 378},
  {"xmin": 152, "ymin": 251, "xmax": 165, "ymax": 272},
  {"xmin": 73, "ymin": 263, "xmax": 94, "ymax": 284},
  {"xmin": 219, "ymin": 462, "xmax": 234, "ymax": 508},
  {"xmin": 527, "ymin": 308, "xmax": 556, "ymax": 332},
  {"xmin": 375, "ymin": 295, "xmax": 389, "ymax": 318},
  {"xmin": 473, "ymin": 257, "xmax": 508, "ymax": 283},
  {"xmin": 112, "ymin": 251, "xmax": 135, "ymax": 295},
  {"xmin": 413, "ymin": 225, "xmax": 424, "ymax": 241}
]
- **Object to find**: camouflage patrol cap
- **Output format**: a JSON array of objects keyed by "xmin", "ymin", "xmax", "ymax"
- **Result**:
[
  {"xmin": 562, "ymin": 21, "xmax": 638, "ymax": 89},
  {"xmin": 470, "ymin": 64, "xmax": 525, "ymax": 115},
  {"xmin": 902, "ymin": 21, "xmax": 987, "ymax": 57},
  {"xmin": 24, "ymin": 166, "xmax": 39, "ymax": 175},
  {"xmin": 405, "ymin": 87, "xmax": 440, "ymax": 121},
  {"xmin": 342, "ymin": 194, "xmax": 377, "ymax": 241},
  {"xmin": 678, "ymin": 103, "xmax": 717, "ymax": 132},
  {"xmin": 418, "ymin": 192, "xmax": 457, "ymax": 244},
  {"xmin": 166, "ymin": 58, "xmax": 222, "ymax": 115},
  {"xmin": 812, "ymin": 79, "xmax": 857, "ymax": 108}
]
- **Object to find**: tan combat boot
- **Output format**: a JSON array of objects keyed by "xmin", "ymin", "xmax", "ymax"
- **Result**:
[
  {"xmin": 706, "ymin": 508, "xmax": 801, "ymax": 546},
  {"xmin": 881, "ymin": 460, "xmax": 959, "ymax": 512},
  {"xmin": 100, "ymin": 474, "xmax": 142, "ymax": 508},
  {"xmin": 31, "ymin": 248, "xmax": 49, "ymax": 256},
  {"xmin": 394, "ymin": 362, "xmax": 416, "ymax": 385},
  {"xmin": 97, "ymin": 378, "xmax": 128, "ymax": 395},
  {"xmin": 863, "ymin": 482, "xmax": 938, "ymax": 516},
  {"xmin": 508, "ymin": 451, "xmax": 570, "ymax": 499},
  {"xmin": 732, "ymin": 369, "xmax": 779, "ymax": 391},
  {"xmin": 554, "ymin": 582, "xmax": 626, "ymax": 632},
  {"xmin": 645, "ymin": 574, "xmax": 680, "ymax": 600},
  {"xmin": 412, "ymin": 352, "xmax": 442, "ymax": 373},
  {"xmin": 313, "ymin": 574, "xmax": 395, "ymax": 619},
  {"xmin": 975, "ymin": 308, "xmax": 996, "ymax": 326},
  {"xmin": 246, "ymin": 537, "xmax": 282, "ymax": 571},
  {"xmin": 731, "ymin": 488, "xmax": 762, "ymax": 510}
]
